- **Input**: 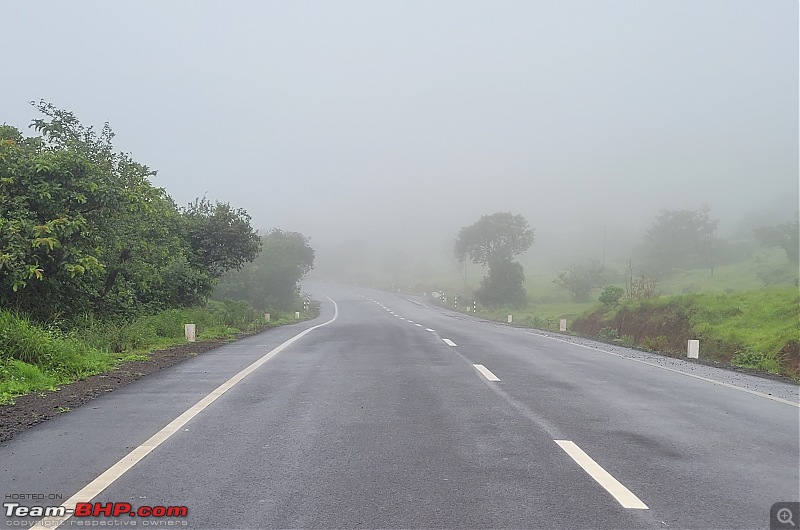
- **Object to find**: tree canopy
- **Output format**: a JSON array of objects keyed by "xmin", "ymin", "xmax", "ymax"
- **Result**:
[
  {"xmin": 455, "ymin": 212, "xmax": 533, "ymax": 308},
  {"xmin": 0, "ymin": 102, "xmax": 260, "ymax": 320},
  {"xmin": 754, "ymin": 216, "xmax": 799, "ymax": 265},
  {"xmin": 213, "ymin": 229, "xmax": 315, "ymax": 312},
  {"xmin": 454, "ymin": 212, "xmax": 534, "ymax": 267},
  {"xmin": 642, "ymin": 205, "xmax": 718, "ymax": 278}
]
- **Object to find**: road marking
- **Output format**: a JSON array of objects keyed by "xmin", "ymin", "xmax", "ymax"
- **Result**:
[
  {"xmin": 473, "ymin": 364, "xmax": 500, "ymax": 381},
  {"xmin": 442, "ymin": 338, "xmax": 457, "ymax": 347},
  {"xmin": 528, "ymin": 332, "xmax": 799, "ymax": 408},
  {"xmin": 555, "ymin": 440, "xmax": 648, "ymax": 509},
  {"xmin": 407, "ymin": 320, "xmax": 414, "ymax": 323},
  {"xmin": 415, "ymin": 323, "xmax": 422, "ymax": 327},
  {"xmin": 426, "ymin": 328, "xmax": 435, "ymax": 332},
  {"xmin": 32, "ymin": 298, "xmax": 340, "ymax": 529}
]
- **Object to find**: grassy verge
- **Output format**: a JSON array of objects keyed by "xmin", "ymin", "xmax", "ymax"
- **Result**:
[
  {"xmin": 570, "ymin": 287, "xmax": 799, "ymax": 378},
  {"xmin": 434, "ymin": 282, "xmax": 799, "ymax": 379},
  {"xmin": 0, "ymin": 300, "xmax": 317, "ymax": 404}
]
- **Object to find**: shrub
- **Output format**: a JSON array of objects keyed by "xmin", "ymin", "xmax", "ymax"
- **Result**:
[
  {"xmin": 617, "ymin": 335, "xmax": 635, "ymax": 348},
  {"xmin": 597, "ymin": 327, "xmax": 619, "ymax": 342},
  {"xmin": 599, "ymin": 285, "xmax": 625, "ymax": 308},
  {"xmin": 642, "ymin": 335, "xmax": 670, "ymax": 352}
]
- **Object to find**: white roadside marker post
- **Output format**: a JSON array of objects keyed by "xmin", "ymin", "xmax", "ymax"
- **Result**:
[
  {"xmin": 295, "ymin": 311, "xmax": 301, "ymax": 319},
  {"xmin": 264, "ymin": 313, "xmax": 270, "ymax": 322},
  {"xmin": 687, "ymin": 340, "xmax": 699, "ymax": 359},
  {"xmin": 560, "ymin": 319, "xmax": 567, "ymax": 332},
  {"xmin": 507, "ymin": 314, "xmax": 513, "ymax": 323},
  {"xmin": 184, "ymin": 324, "xmax": 196, "ymax": 343}
]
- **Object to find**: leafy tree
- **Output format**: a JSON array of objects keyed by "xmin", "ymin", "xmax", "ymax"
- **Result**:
[
  {"xmin": 214, "ymin": 230, "xmax": 314, "ymax": 311},
  {"xmin": 454, "ymin": 212, "xmax": 534, "ymax": 267},
  {"xmin": 553, "ymin": 260, "xmax": 606, "ymax": 302},
  {"xmin": 454, "ymin": 212, "xmax": 533, "ymax": 308},
  {"xmin": 0, "ymin": 102, "xmax": 260, "ymax": 320},
  {"xmin": 475, "ymin": 259, "xmax": 527, "ymax": 308},
  {"xmin": 642, "ymin": 205, "xmax": 719, "ymax": 278},
  {"xmin": 754, "ymin": 216, "xmax": 799, "ymax": 265},
  {"xmin": 598, "ymin": 285, "xmax": 625, "ymax": 308},
  {"xmin": 181, "ymin": 198, "xmax": 261, "ymax": 279}
]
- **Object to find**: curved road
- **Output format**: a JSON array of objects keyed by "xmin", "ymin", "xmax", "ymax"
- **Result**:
[{"xmin": 1, "ymin": 285, "xmax": 798, "ymax": 529}]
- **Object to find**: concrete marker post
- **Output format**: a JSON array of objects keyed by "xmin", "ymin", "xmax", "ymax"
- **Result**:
[
  {"xmin": 184, "ymin": 324, "xmax": 196, "ymax": 343},
  {"xmin": 264, "ymin": 313, "xmax": 270, "ymax": 322},
  {"xmin": 560, "ymin": 319, "xmax": 567, "ymax": 332},
  {"xmin": 687, "ymin": 340, "xmax": 699, "ymax": 359},
  {"xmin": 507, "ymin": 315, "xmax": 513, "ymax": 323},
  {"xmin": 295, "ymin": 311, "xmax": 301, "ymax": 320}
]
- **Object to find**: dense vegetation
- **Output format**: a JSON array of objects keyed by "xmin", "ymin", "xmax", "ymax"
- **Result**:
[{"xmin": 0, "ymin": 103, "xmax": 315, "ymax": 402}]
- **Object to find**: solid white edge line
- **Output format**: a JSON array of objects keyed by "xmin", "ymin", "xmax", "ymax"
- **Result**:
[
  {"xmin": 528, "ymin": 332, "xmax": 799, "ymax": 408},
  {"xmin": 555, "ymin": 440, "xmax": 648, "ymax": 509},
  {"xmin": 32, "ymin": 297, "xmax": 340, "ymax": 529},
  {"xmin": 473, "ymin": 364, "xmax": 501, "ymax": 382},
  {"xmin": 442, "ymin": 338, "xmax": 457, "ymax": 347},
  {"xmin": 426, "ymin": 328, "xmax": 435, "ymax": 332}
]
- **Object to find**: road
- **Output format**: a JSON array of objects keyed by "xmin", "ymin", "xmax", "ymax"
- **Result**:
[{"xmin": 1, "ymin": 285, "xmax": 798, "ymax": 529}]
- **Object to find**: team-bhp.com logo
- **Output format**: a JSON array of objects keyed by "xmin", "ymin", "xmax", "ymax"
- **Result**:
[{"xmin": 4, "ymin": 501, "xmax": 188, "ymax": 519}]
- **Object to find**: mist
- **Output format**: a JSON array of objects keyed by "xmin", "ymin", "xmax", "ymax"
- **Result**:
[{"xmin": 4, "ymin": 0, "xmax": 797, "ymax": 284}]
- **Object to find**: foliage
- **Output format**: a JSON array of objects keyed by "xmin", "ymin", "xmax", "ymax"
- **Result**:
[
  {"xmin": 454, "ymin": 212, "xmax": 534, "ymax": 267},
  {"xmin": 754, "ymin": 216, "xmax": 799, "ymax": 265},
  {"xmin": 213, "ymin": 229, "xmax": 315, "ymax": 311},
  {"xmin": 454, "ymin": 212, "xmax": 533, "ymax": 308},
  {"xmin": 626, "ymin": 274, "xmax": 659, "ymax": 300},
  {"xmin": 618, "ymin": 335, "xmax": 635, "ymax": 348},
  {"xmin": 475, "ymin": 258, "xmax": 527, "ymax": 308},
  {"xmin": 181, "ymin": 198, "xmax": 261, "ymax": 279},
  {"xmin": 641, "ymin": 335, "xmax": 670, "ymax": 352},
  {"xmin": 571, "ymin": 287, "xmax": 798, "ymax": 377},
  {"xmin": 0, "ymin": 300, "xmax": 282, "ymax": 404},
  {"xmin": 0, "ymin": 103, "xmax": 260, "ymax": 319},
  {"xmin": 553, "ymin": 260, "xmax": 607, "ymax": 302},
  {"xmin": 642, "ymin": 205, "xmax": 719, "ymax": 278},
  {"xmin": 597, "ymin": 327, "xmax": 619, "ymax": 342},
  {"xmin": 599, "ymin": 285, "xmax": 625, "ymax": 308},
  {"xmin": 730, "ymin": 350, "xmax": 782, "ymax": 373}
]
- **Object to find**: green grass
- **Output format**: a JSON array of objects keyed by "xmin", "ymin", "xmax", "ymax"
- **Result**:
[
  {"xmin": 688, "ymin": 288, "xmax": 799, "ymax": 371},
  {"xmin": 0, "ymin": 299, "xmax": 318, "ymax": 404},
  {"xmin": 435, "ymin": 261, "xmax": 799, "ymax": 377},
  {"xmin": 657, "ymin": 251, "xmax": 798, "ymax": 295}
]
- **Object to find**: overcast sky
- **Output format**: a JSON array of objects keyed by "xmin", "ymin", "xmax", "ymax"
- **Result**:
[{"xmin": 4, "ymin": 1, "xmax": 798, "ymax": 269}]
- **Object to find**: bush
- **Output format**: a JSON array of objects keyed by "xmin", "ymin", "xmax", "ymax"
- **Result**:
[
  {"xmin": 617, "ymin": 335, "xmax": 635, "ymax": 348},
  {"xmin": 597, "ymin": 327, "xmax": 619, "ymax": 342},
  {"xmin": 599, "ymin": 286, "xmax": 625, "ymax": 308},
  {"xmin": 642, "ymin": 335, "xmax": 670, "ymax": 352},
  {"xmin": 731, "ymin": 350, "xmax": 782, "ymax": 373}
]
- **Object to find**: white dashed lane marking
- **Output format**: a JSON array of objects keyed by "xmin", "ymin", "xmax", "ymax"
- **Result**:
[{"xmin": 473, "ymin": 364, "xmax": 500, "ymax": 382}]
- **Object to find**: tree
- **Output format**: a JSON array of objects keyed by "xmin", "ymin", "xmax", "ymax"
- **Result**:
[
  {"xmin": 454, "ymin": 212, "xmax": 534, "ymax": 267},
  {"xmin": 454, "ymin": 212, "xmax": 533, "ymax": 307},
  {"xmin": 0, "ymin": 102, "xmax": 261, "ymax": 319},
  {"xmin": 213, "ymin": 229, "xmax": 315, "ymax": 311},
  {"xmin": 475, "ymin": 259, "xmax": 527, "ymax": 308},
  {"xmin": 181, "ymin": 198, "xmax": 261, "ymax": 279},
  {"xmin": 754, "ymin": 216, "xmax": 799, "ymax": 265},
  {"xmin": 598, "ymin": 285, "xmax": 625, "ymax": 308},
  {"xmin": 642, "ymin": 205, "xmax": 719, "ymax": 278},
  {"xmin": 553, "ymin": 260, "xmax": 606, "ymax": 302}
]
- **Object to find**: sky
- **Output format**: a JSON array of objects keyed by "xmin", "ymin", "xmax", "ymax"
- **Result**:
[{"xmin": 3, "ymin": 0, "xmax": 798, "ymax": 274}]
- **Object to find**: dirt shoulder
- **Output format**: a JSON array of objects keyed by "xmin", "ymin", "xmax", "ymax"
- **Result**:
[{"xmin": 0, "ymin": 337, "xmax": 236, "ymax": 444}]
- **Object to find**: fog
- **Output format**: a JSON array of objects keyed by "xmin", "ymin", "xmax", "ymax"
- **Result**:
[{"xmin": 4, "ymin": 1, "xmax": 797, "ymax": 282}]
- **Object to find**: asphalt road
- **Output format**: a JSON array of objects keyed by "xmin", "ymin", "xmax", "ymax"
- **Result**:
[{"xmin": 1, "ymin": 285, "xmax": 798, "ymax": 529}]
